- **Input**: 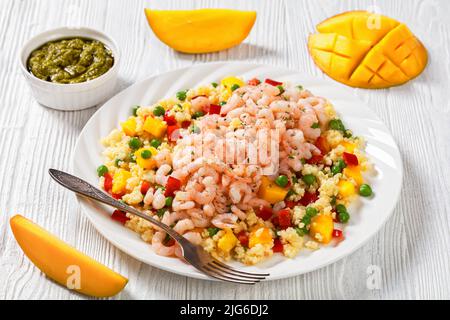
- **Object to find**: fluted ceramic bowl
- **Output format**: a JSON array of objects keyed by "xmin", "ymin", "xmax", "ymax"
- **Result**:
[{"xmin": 19, "ymin": 27, "xmax": 120, "ymax": 111}]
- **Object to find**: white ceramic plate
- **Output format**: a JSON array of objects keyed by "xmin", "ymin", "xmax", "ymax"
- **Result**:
[{"xmin": 72, "ymin": 62, "xmax": 403, "ymax": 281}]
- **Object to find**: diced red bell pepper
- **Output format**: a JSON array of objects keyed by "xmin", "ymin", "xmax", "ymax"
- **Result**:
[
  {"xmin": 181, "ymin": 120, "xmax": 191, "ymax": 129},
  {"xmin": 112, "ymin": 192, "xmax": 123, "ymax": 200},
  {"xmin": 164, "ymin": 176, "xmax": 181, "ymax": 197},
  {"xmin": 285, "ymin": 200, "xmax": 297, "ymax": 209},
  {"xmin": 103, "ymin": 173, "xmax": 112, "ymax": 192},
  {"xmin": 272, "ymin": 216, "xmax": 279, "ymax": 227},
  {"xmin": 332, "ymin": 229, "xmax": 343, "ymax": 238},
  {"xmin": 307, "ymin": 154, "xmax": 324, "ymax": 165},
  {"xmin": 111, "ymin": 210, "xmax": 129, "ymax": 225},
  {"xmin": 256, "ymin": 205, "xmax": 273, "ymax": 221},
  {"xmin": 272, "ymin": 238, "xmax": 284, "ymax": 253},
  {"xmin": 299, "ymin": 191, "xmax": 319, "ymax": 206},
  {"xmin": 343, "ymin": 152, "xmax": 359, "ymax": 166},
  {"xmin": 164, "ymin": 111, "xmax": 177, "ymax": 125},
  {"xmin": 277, "ymin": 209, "xmax": 292, "ymax": 229},
  {"xmin": 167, "ymin": 125, "xmax": 181, "ymax": 142},
  {"xmin": 209, "ymin": 104, "xmax": 221, "ymax": 115},
  {"xmin": 248, "ymin": 78, "xmax": 261, "ymax": 86},
  {"xmin": 237, "ymin": 231, "xmax": 249, "ymax": 247},
  {"xmin": 265, "ymin": 78, "xmax": 283, "ymax": 86},
  {"xmin": 315, "ymin": 136, "xmax": 330, "ymax": 154},
  {"xmin": 140, "ymin": 181, "xmax": 150, "ymax": 195}
]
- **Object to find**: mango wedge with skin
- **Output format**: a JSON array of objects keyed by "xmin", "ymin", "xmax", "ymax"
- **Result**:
[
  {"xmin": 10, "ymin": 215, "xmax": 128, "ymax": 297},
  {"xmin": 145, "ymin": 8, "xmax": 256, "ymax": 53},
  {"xmin": 308, "ymin": 11, "xmax": 427, "ymax": 88}
]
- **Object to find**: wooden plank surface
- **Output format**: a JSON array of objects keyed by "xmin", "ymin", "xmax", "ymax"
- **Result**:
[{"xmin": 0, "ymin": 0, "xmax": 449, "ymax": 300}]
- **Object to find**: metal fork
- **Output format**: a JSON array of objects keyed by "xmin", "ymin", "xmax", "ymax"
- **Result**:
[{"xmin": 49, "ymin": 169, "xmax": 269, "ymax": 284}]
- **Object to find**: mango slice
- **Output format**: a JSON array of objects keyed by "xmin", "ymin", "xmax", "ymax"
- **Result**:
[
  {"xmin": 308, "ymin": 11, "xmax": 427, "ymax": 88},
  {"xmin": 10, "ymin": 215, "xmax": 128, "ymax": 297},
  {"xmin": 144, "ymin": 8, "xmax": 256, "ymax": 53}
]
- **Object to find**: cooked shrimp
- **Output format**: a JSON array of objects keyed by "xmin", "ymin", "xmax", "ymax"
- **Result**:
[
  {"xmin": 152, "ymin": 231, "xmax": 176, "ymax": 256},
  {"xmin": 152, "ymin": 188, "xmax": 166, "ymax": 210},
  {"xmin": 211, "ymin": 213, "xmax": 238, "ymax": 229},
  {"xmin": 155, "ymin": 164, "xmax": 172, "ymax": 186},
  {"xmin": 191, "ymin": 96, "xmax": 210, "ymax": 112},
  {"xmin": 298, "ymin": 105, "xmax": 321, "ymax": 140},
  {"xmin": 173, "ymin": 218, "xmax": 195, "ymax": 234}
]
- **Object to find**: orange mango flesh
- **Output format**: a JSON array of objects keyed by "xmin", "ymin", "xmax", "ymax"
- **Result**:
[
  {"xmin": 308, "ymin": 11, "xmax": 427, "ymax": 88},
  {"xmin": 10, "ymin": 215, "xmax": 128, "ymax": 297},
  {"xmin": 144, "ymin": 8, "xmax": 256, "ymax": 53}
]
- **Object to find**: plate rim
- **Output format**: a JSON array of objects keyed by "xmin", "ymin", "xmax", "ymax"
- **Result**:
[{"xmin": 72, "ymin": 61, "xmax": 404, "ymax": 281}]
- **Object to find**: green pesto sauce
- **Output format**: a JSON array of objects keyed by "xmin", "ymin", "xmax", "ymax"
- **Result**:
[{"xmin": 27, "ymin": 37, "xmax": 114, "ymax": 84}]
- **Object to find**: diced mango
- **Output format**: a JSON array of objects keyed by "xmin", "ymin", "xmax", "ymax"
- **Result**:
[
  {"xmin": 10, "ymin": 215, "xmax": 128, "ymax": 297},
  {"xmin": 143, "ymin": 116, "xmax": 167, "ymax": 138},
  {"xmin": 120, "ymin": 117, "xmax": 137, "ymax": 136},
  {"xmin": 338, "ymin": 180, "xmax": 356, "ymax": 198},
  {"xmin": 308, "ymin": 11, "xmax": 427, "ymax": 89},
  {"xmin": 343, "ymin": 166, "xmax": 363, "ymax": 185},
  {"xmin": 309, "ymin": 214, "xmax": 334, "ymax": 244},
  {"xmin": 144, "ymin": 9, "xmax": 256, "ymax": 54},
  {"xmin": 340, "ymin": 141, "xmax": 356, "ymax": 153},
  {"xmin": 258, "ymin": 176, "xmax": 289, "ymax": 204},
  {"xmin": 249, "ymin": 227, "xmax": 273, "ymax": 248},
  {"xmin": 221, "ymin": 76, "xmax": 245, "ymax": 91},
  {"xmin": 134, "ymin": 147, "xmax": 158, "ymax": 170},
  {"xmin": 112, "ymin": 169, "xmax": 131, "ymax": 195},
  {"xmin": 217, "ymin": 228, "xmax": 238, "ymax": 253}
]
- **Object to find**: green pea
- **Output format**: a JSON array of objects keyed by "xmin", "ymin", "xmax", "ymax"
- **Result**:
[
  {"xmin": 165, "ymin": 196, "xmax": 174, "ymax": 207},
  {"xmin": 192, "ymin": 111, "xmax": 205, "ymax": 119},
  {"xmin": 305, "ymin": 206, "xmax": 318, "ymax": 217},
  {"xmin": 277, "ymin": 85, "xmax": 284, "ymax": 95},
  {"xmin": 311, "ymin": 122, "xmax": 320, "ymax": 129},
  {"xmin": 211, "ymin": 82, "xmax": 218, "ymax": 88},
  {"xmin": 329, "ymin": 119, "xmax": 346, "ymax": 132},
  {"xmin": 128, "ymin": 137, "xmax": 142, "ymax": 150},
  {"xmin": 295, "ymin": 227, "xmax": 307, "ymax": 236},
  {"xmin": 219, "ymin": 101, "xmax": 227, "ymax": 106},
  {"xmin": 302, "ymin": 174, "xmax": 316, "ymax": 186},
  {"xmin": 275, "ymin": 175, "xmax": 288, "ymax": 188},
  {"xmin": 96, "ymin": 165, "xmax": 108, "ymax": 177},
  {"xmin": 207, "ymin": 227, "xmax": 220, "ymax": 237},
  {"xmin": 230, "ymin": 84, "xmax": 240, "ymax": 91},
  {"xmin": 176, "ymin": 90, "xmax": 187, "ymax": 101},
  {"xmin": 132, "ymin": 105, "xmax": 140, "ymax": 116},
  {"xmin": 331, "ymin": 159, "xmax": 346, "ymax": 175},
  {"xmin": 335, "ymin": 204, "xmax": 347, "ymax": 214},
  {"xmin": 141, "ymin": 149, "xmax": 152, "ymax": 159},
  {"xmin": 338, "ymin": 210, "xmax": 350, "ymax": 223},
  {"xmin": 150, "ymin": 139, "xmax": 162, "ymax": 148},
  {"xmin": 153, "ymin": 105, "xmax": 165, "ymax": 117},
  {"xmin": 359, "ymin": 184, "xmax": 373, "ymax": 197}
]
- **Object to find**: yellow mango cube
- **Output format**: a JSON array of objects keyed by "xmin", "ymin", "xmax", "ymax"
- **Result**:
[
  {"xmin": 143, "ymin": 116, "xmax": 167, "ymax": 138},
  {"xmin": 309, "ymin": 214, "xmax": 334, "ymax": 244},
  {"xmin": 134, "ymin": 147, "xmax": 158, "ymax": 170},
  {"xmin": 112, "ymin": 169, "xmax": 131, "ymax": 195},
  {"xmin": 338, "ymin": 180, "xmax": 356, "ymax": 198},
  {"xmin": 217, "ymin": 228, "xmax": 238, "ymax": 253},
  {"xmin": 343, "ymin": 166, "xmax": 363, "ymax": 186},
  {"xmin": 249, "ymin": 227, "xmax": 273, "ymax": 248},
  {"xmin": 120, "ymin": 117, "xmax": 137, "ymax": 136},
  {"xmin": 340, "ymin": 141, "xmax": 356, "ymax": 153},
  {"xmin": 258, "ymin": 176, "xmax": 289, "ymax": 204}
]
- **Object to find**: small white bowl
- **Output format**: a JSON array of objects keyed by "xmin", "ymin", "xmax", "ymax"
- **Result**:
[{"xmin": 19, "ymin": 27, "xmax": 120, "ymax": 111}]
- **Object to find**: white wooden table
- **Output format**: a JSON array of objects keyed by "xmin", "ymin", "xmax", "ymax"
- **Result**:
[{"xmin": 1, "ymin": 0, "xmax": 449, "ymax": 300}]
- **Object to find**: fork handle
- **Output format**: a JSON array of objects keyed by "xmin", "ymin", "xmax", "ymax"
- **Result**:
[{"xmin": 48, "ymin": 169, "xmax": 189, "ymax": 246}]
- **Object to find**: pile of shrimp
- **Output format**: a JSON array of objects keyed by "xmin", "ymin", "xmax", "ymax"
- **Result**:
[{"xmin": 147, "ymin": 82, "xmax": 331, "ymax": 257}]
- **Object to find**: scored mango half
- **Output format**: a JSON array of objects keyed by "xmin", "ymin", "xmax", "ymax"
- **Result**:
[
  {"xmin": 308, "ymin": 11, "xmax": 427, "ymax": 88},
  {"xmin": 144, "ymin": 8, "xmax": 256, "ymax": 53},
  {"xmin": 10, "ymin": 215, "xmax": 128, "ymax": 297}
]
